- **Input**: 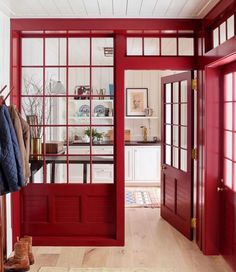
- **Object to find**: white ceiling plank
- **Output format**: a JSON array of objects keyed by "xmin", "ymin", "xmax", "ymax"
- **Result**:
[
  {"xmin": 51, "ymin": 0, "xmax": 74, "ymax": 14},
  {"xmin": 0, "ymin": 0, "xmax": 221, "ymax": 18},
  {"xmin": 68, "ymin": 0, "xmax": 87, "ymax": 15},
  {"xmin": 153, "ymin": 0, "xmax": 172, "ymax": 17},
  {"xmin": 98, "ymin": 0, "xmax": 113, "ymax": 15},
  {"xmin": 165, "ymin": 0, "xmax": 189, "ymax": 17},
  {"xmin": 179, "ymin": 0, "xmax": 206, "ymax": 18},
  {"xmin": 38, "ymin": 0, "xmax": 62, "ymax": 16},
  {"xmin": 126, "ymin": 0, "xmax": 143, "ymax": 16},
  {"xmin": 113, "ymin": 0, "xmax": 127, "ymax": 16},
  {"xmin": 195, "ymin": 0, "xmax": 221, "ymax": 18},
  {"xmin": 140, "ymin": 0, "xmax": 157, "ymax": 16},
  {"xmin": 83, "ymin": 0, "xmax": 100, "ymax": 16}
]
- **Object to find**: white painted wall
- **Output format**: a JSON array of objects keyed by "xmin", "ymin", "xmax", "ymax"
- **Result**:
[
  {"xmin": 125, "ymin": 70, "xmax": 161, "ymax": 141},
  {"xmin": 0, "ymin": 10, "xmax": 12, "ymax": 256}
]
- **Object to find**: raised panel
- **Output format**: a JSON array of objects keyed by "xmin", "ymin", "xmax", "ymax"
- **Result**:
[
  {"xmin": 54, "ymin": 196, "xmax": 81, "ymax": 222},
  {"xmin": 87, "ymin": 196, "xmax": 113, "ymax": 223},
  {"xmin": 163, "ymin": 175, "xmax": 175, "ymax": 212},
  {"xmin": 23, "ymin": 196, "xmax": 48, "ymax": 222}
]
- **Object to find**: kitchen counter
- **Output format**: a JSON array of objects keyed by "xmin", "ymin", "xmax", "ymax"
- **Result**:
[{"xmin": 68, "ymin": 140, "xmax": 161, "ymax": 146}]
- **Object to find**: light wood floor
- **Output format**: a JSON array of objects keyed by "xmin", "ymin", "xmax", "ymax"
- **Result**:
[{"xmin": 30, "ymin": 208, "xmax": 233, "ymax": 272}]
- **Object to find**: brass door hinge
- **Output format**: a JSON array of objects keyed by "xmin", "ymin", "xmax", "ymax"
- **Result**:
[
  {"xmin": 192, "ymin": 79, "xmax": 197, "ymax": 90},
  {"xmin": 191, "ymin": 217, "xmax": 197, "ymax": 229},
  {"xmin": 192, "ymin": 148, "xmax": 197, "ymax": 160}
]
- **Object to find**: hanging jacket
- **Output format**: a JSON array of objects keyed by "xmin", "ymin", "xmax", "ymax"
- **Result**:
[
  {"xmin": 0, "ymin": 105, "xmax": 25, "ymax": 195},
  {"xmin": 8, "ymin": 105, "xmax": 30, "ymax": 181}
]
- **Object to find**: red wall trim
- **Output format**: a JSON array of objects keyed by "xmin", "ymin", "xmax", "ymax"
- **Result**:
[{"xmin": 10, "ymin": 19, "xmax": 201, "ymax": 32}]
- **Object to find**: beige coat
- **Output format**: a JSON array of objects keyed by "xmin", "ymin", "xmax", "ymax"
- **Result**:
[{"xmin": 8, "ymin": 105, "xmax": 31, "ymax": 181}]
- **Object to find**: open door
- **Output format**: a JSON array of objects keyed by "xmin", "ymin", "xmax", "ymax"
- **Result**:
[{"xmin": 161, "ymin": 71, "xmax": 193, "ymax": 239}]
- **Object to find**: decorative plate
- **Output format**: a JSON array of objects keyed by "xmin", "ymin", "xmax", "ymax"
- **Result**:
[
  {"xmin": 79, "ymin": 105, "xmax": 90, "ymax": 114},
  {"xmin": 94, "ymin": 105, "xmax": 105, "ymax": 115}
]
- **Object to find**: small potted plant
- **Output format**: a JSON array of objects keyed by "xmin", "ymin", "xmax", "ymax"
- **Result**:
[{"xmin": 84, "ymin": 128, "xmax": 104, "ymax": 143}]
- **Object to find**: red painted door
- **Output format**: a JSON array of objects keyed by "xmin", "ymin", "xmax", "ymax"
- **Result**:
[
  {"xmin": 161, "ymin": 71, "xmax": 193, "ymax": 239},
  {"xmin": 219, "ymin": 63, "xmax": 236, "ymax": 270}
]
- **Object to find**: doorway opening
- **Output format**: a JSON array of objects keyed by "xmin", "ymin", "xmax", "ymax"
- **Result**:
[{"xmin": 124, "ymin": 70, "xmax": 197, "ymax": 240}]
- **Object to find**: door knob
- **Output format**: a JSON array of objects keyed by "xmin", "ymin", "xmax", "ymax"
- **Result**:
[
  {"xmin": 217, "ymin": 187, "xmax": 225, "ymax": 192},
  {"xmin": 162, "ymin": 165, "xmax": 167, "ymax": 170}
]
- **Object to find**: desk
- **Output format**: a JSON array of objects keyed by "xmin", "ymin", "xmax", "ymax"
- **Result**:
[{"xmin": 30, "ymin": 155, "xmax": 113, "ymax": 183}]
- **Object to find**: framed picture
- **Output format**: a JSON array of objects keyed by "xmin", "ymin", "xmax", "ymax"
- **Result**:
[{"xmin": 126, "ymin": 88, "xmax": 148, "ymax": 116}]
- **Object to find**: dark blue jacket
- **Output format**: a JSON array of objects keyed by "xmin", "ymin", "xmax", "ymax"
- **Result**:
[{"xmin": 0, "ymin": 105, "xmax": 25, "ymax": 195}]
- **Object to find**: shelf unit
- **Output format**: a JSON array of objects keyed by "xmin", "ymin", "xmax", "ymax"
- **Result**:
[{"xmin": 125, "ymin": 116, "xmax": 159, "ymax": 119}]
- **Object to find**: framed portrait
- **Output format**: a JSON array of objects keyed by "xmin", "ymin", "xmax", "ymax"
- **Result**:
[{"xmin": 126, "ymin": 88, "xmax": 148, "ymax": 116}]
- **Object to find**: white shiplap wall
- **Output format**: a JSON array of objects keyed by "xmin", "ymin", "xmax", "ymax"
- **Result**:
[
  {"xmin": 125, "ymin": 70, "xmax": 161, "ymax": 141},
  {"xmin": 0, "ymin": 10, "xmax": 12, "ymax": 257}
]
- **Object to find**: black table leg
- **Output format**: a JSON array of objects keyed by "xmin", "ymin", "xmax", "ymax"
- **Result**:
[
  {"xmin": 51, "ymin": 162, "xmax": 55, "ymax": 183},
  {"xmin": 83, "ymin": 163, "xmax": 87, "ymax": 183}
]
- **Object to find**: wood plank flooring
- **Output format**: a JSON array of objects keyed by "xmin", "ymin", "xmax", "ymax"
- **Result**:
[{"xmin": 30, "ymin": 208, "xmax": 233, "ymax": 272}]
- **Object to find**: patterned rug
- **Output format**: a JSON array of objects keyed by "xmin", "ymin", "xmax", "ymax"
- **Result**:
[
  {"xmin": 39, "ymin": 267, "xmax": 157, "ymax": 272},
  {"xmin": 125, "ymin": 188, "xmax": 160, "ymax": 208}
]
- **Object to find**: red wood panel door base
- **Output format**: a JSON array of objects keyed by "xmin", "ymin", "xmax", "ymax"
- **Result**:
[
  {"xmin": 161, "ymin": 71, "xmax": 193, "ymax": 240},
  {"xmin": 21, "ymin": 184, "xmax": 119, "ymax": 246}
]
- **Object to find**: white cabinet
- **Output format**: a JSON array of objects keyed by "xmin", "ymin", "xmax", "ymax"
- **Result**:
[
  {"xmin": 125, "ymin": 147, "xmax": 133, "ymax": 181},
  {"xmin": 125, "ymin": 146, "xmax": 160, "ymax": 184}
]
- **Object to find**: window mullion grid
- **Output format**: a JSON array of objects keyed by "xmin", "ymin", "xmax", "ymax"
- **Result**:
[
  {"xmin": 43, "ymin": 35, "xmax": 47, "ymax": 184},
  {"xmin": 89, "ymin": 37, "xmax": 92, "ymax": 184},
  {"xmin": 66, "ymin": 34, "xmax": 69, "ymax": 184}
]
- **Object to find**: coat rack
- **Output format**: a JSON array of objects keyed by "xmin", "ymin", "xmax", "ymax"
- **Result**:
[{"xmin": 0, "ymin": 85, "xmax": 14, "ymax": 271}]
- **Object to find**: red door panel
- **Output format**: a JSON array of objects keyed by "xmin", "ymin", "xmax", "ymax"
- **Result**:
[
  {"xmin": 219, "ymin": 64, "xmax": 236, "ymax": 270},
  {"xmin": 21, "ymin": 184, "xmax": 116, "ymax": 246},
  {"xmin": 161, "ymin": 71, "xmax": 193, "ymax": 240}
]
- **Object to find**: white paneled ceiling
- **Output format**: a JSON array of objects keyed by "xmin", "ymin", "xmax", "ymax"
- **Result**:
[{"xmin": 0, "ymin": 0, "xmax": 220, "ymax": 18}]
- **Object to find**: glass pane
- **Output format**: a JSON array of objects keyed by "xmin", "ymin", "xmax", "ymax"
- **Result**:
[
  {"xmin": 22, "ymin": 38, "xmax": 43, "ymax": 66},
  {"xmin": 91, "ymin": 163, "xmax": 114, "ymax": 184},
  {"xmin": 213, "ymin": 28, "xmax": 219, "ymax": 48},
  {"xmin": 45, "ymin": 127, "xmax": 66, "ymax": 143},
  {"xmin": 43, "ymin": 157, "xmax": 67, "ymax": 184},
  {"xmin": 92, "ymin": 143, "xmax": 114, "ymax": 155},
  {"xmin": 165, "ymin": 104, "xmax": 171, "ymax": 123},
  {"xmin": 68, "ymin": 99, "xmax": 90, "ymax": 126},
  {"xmin": 220, "ymin": 22, "xmax": 226, "ymax": 44},
  {"xmin": 68, "ymin": 68, "xmax": 90, "ymax": 95},
  {"xmin": 165, "ymin": 125, "xmax": 171, "ymax": 145},
  {"xmin": 89, "ymin": 126, "xmax": 114, "ymax": 147},
  {"xmin": 224, "ymin": 103, "xmax": 232, "ymax": 130},
  {"xmin": 181, "ymin": 80, "xmax": 188, "ymax": 102},
  {"xmin": 69, "ymin": 163, "xmax": 84, "ymax": 183},
  {"xmin": 227, "ymin": 15, "xmax": 234, "ymax": 40},
  {"xmin": 173, "ymin": 147, "xmax": 179, "ymax": 169},
  {"xmin": 224, "ymin": 159, "xmax": 232, "ymax": 189},
  {"xmin": 165, "ymin": 145, "xmax": 171, "ymax": 165},
  {"xmin": 92, "ymin": 38, "xmax": 113, "ymax": 65},
  {"xmin": 234, "ymin": 133, "xmax": 236, "ymax": 161},
  {"xmin": 225, "ymin": 73, "xmax": 233, "ymax": 101},
  {"xmin": 181, "ymin": 104, "xmax": 187, "ymax": 126},
  {"xmin": 178, "ymin": 38, "xmax": 194, "ymax": 56},
  {"xmin": 69, "ymin": 38, "xmax": 90, "ymax": 65},
  {"xmin": 127, "ymin": 38, "xmax": 142, "ymax": 55},
  {"xmin": 21, "ymin": 97, "xmax": 43, "ymax": 137},
  {"xmin": 173, "ymin": 125, "xmax": 179, "ymax": 147},
  {"xmin": 173, "ymin": 82, "xmax": 179, "ymax": 103},
  {"xmin": 144, "ymin": 38, "xmax": 160, "ymax": 55},
  {"xmin": 234, "ymin": 163, "xmax": 236, "ymax": 191},
  {"xmin": 161, "ymin": 38, "xmax": 177, "ymax": 56},
  {"xmin": 181, "ymin": 127, "xmax": 187, "ymax": 149},
  {"xmin": 180, "ymin": 149, "xmax": 187, "ymax": 172},
  {"xmin": 92, "ymin": 68, "xmax": 114, "ymax": 97},
  {"xmin": 225, "ymin": 131, "xmax": 233, "ymax": 159},
  {"xmin": 45, "ymin": 38, "xmax": 66, "ymax": 66},
  {"xmin": 21, "ymin": 68, "xmax": 43, "ymax": 95},
  {"xmin": 92, "ymin": 101, "xmax": 114, "ymax": 125},
  {"xmin": 165, "ymin": 83, "xmax": 172, "ymax": 103},
  {"xmin": 45, "ymin": 68, "xmax": 66, "ymax": 95},
  {"xmin": 45, "ymin": 97, "xmax": 66, "ymax": 125},
  {"xmin": 173, "ymin": 104, "xmax": 179, "ymax": 125}
]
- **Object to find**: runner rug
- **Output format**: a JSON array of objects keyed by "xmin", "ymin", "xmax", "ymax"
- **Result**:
[{"xmin": 125, "ymin": 188, "xmax": 160, "ymax": 208}]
